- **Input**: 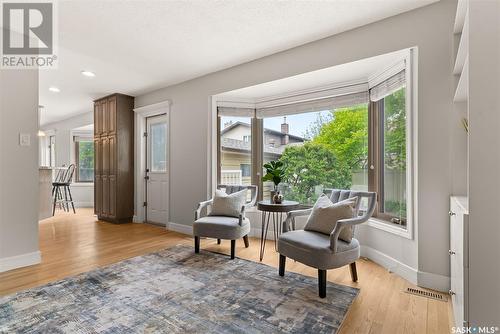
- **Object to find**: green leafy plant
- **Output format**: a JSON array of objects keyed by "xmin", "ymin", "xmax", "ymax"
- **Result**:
[{"xmin": 262, "ymin": 160, "xmax": 286, "ymax": 190}]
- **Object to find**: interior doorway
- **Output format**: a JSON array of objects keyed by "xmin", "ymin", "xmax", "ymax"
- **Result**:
[{"xmin": 144, "ymin": 115, "xmax": 169, "ymax": 225}]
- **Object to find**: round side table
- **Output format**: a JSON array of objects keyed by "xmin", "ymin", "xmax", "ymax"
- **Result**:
[{"xmin": 257, "ymin": 200, "xmax": 300, "ymax": 261}]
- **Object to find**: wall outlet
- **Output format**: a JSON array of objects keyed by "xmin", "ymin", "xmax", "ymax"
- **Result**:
[{"xmin": 19, "ymin": 133, "xmax": 31, "ymax": 146}]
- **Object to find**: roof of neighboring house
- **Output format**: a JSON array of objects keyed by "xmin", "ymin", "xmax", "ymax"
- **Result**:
[{"xmin": 220, "ymin": 121, "xmax": 305, "ymax": 142}]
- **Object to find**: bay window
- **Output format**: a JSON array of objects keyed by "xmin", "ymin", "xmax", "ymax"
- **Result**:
[{"xmin": 216, "ymin": 63, "xmax": 411, "ymax": 230}]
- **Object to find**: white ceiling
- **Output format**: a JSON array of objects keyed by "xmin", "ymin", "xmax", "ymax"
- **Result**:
[
  {"xmin": 40, "ymin": 0, "xmax": 436, "ymax": 125},
  {"xmin": 217, "ymin": 49, "xmax": 408, "ymax": 100}
]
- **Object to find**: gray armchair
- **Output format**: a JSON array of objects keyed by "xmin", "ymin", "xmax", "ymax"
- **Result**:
[
  {"xmin": 277, "ymin": 189, "xmax": 377, "ymax": 298},
  {"xmin": 193, "ymin": 185, "xmax": 258, "ymax": 259}
]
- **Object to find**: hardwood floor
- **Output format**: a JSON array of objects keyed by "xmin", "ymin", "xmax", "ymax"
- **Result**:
[{"xmin": 0, "ymin": 209, "xmax": 453, "ymax": 333}]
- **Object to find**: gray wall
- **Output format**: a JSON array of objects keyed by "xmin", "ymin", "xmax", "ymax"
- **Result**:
[
  {"xmin": 135, "ymin": 1, "xmax": 455, "ymax": 280},
  {"xmin": 468, "ymin": 1, "xmax": 500, "ymax": 326},
  {"xmin": 0, "ymin": 69, "xmax": 40, "ymax": 261}
]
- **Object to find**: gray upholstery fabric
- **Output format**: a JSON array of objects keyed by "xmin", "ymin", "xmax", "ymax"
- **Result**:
[
  {"xmin": 304, "ymin": 195, "xmax": 358, "ymax": 242},
  {"xmin": 193, "ymin": 216, "xmax": 250, "ymax": 240},
  {"xmin": 278, "ymin": 230, "xmax": 360, "ymax": 270},
  {"xmin": 210, "ymin": 189, "xmax": 247, "ymax": 218}
]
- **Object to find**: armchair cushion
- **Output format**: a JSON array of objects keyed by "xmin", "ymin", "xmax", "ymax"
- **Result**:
[
  {"xmin": 304, "ymin": 195, "xmax": 358, "ymax": 242},
  {"xmin": 209, "ymin": 189, "xmax": 247, "ymax": 218},
  {"xmin": 193, "ymin": 216, "xmax": 250, "ymax": 240},
  {"xmin": 278, "ymin": 230, "xmax": 360, "ymax": 270}
]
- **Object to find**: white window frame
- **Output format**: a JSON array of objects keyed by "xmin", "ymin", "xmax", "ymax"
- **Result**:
[{"xmin": 210, "ymin": 48, "xmax": 417, "ymax": 240}]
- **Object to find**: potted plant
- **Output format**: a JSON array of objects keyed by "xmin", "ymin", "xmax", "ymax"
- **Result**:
[{"xmin": 263, "ymin": 160, "xmax": 286, "ymax": 203}]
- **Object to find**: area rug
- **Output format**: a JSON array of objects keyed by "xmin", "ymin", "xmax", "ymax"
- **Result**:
[{"xmin": 0, "ymin": 245, "xmax": 358, "ymax": 333}]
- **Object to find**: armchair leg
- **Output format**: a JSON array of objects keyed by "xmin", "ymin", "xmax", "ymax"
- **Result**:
[
  {"xmin": 217, "ymin": 239, "xmax": 221, "ymax": 245},
  {"xmin": 194, "ymin": 236, "xmax": 200, "ymax": 254},
  {"xmin": 349, "ymin": 262, "xmax": 358, "ymax": 282},
  {"xmin": 243, "ymin": 235, "xmax": 249, "ymax": 248},
  {"xmin": 318, "ymin": 269, "xmax": 327, "ymax": 298},
  {"xmin": 230, "ymin": 240, "xmax": 235, "ymax": 259},
  {"xmin": 279, "ymin": 254, "xmax": 286, "ymax": 276}
]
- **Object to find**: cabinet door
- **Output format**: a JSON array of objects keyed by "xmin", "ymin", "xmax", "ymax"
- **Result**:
[
  {"xmin": 94, "ymin": 175, "xmax": 102, "ymax": 215},
  {"xmin": 94, "ymin": 139, "xmax": 102, "ymax": 175},
  {"xmin": 102, "ymin": 175, "xmax": 109, "ymax": 217},
  {"xmin": 94, "ymin": 103, "xmax": 100, "ymax": 136},
  {"xmin": 109, "ymin": 175, "xmax": 116, "ymax": 218},
  {"xmin": 450, "ymin": 199, "xmax": 465, "ymax": 327},
  {"xmin": 107, "ymin": 97, "xmax": 117, "ymax": 135},
  {"xmin": 102, "ymin": 137, "xmax": 110, "ymax": 175},
  {"xmin": 102, "ymin": 99, "xmax": 108, "ymax": 136},
  {"xmin": 108, "ymin": 135, "xmax": 116, "ymax": 175}
]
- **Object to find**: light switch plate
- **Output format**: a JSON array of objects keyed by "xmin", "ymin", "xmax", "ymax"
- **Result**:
[{"xmin": 19, "ymin": 133, "xmax": 31, "ymax": 146}]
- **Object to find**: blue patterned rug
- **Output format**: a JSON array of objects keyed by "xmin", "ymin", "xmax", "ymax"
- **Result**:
[{"xmin": 0, "ymin": 245, "xmax": 358, "ymax": 333}]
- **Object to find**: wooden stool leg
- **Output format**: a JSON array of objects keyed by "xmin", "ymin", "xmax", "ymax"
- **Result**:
[
  {"xmin": 243, "ymin": 235, "xmax": 249, "ymax": 248},
  {"xmin": 217, "ymin": 239, "xmax": 221, "ymax": 244},
  {"xmin": 67, "ymin": 186, "xmax": 76, "ymax": 214},
  {"xmin": 52, "ymin": 185, "xmax": 58, "ymax": 216}
]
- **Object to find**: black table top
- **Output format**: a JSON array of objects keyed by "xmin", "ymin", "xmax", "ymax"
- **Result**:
[{"xmin": 257, "ymin": 200, "xmax": 301, "ymax": 212}]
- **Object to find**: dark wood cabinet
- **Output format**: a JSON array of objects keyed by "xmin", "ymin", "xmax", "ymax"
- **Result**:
[{"xmin": 94, "ymin": 93, "xmax": 134, "ymax": 223}]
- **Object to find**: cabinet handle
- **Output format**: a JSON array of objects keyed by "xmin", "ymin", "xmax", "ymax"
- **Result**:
[
  {"xmin": 449, "ymin": 250, "xmax": 456, "ymax": 255},
  {"xmin": 449, "ymin": 290, "xmax": 456, "ymax": 296},
  {"xmin": 449, "ymin": 211, "xmax": 456, "ymax": 216}
]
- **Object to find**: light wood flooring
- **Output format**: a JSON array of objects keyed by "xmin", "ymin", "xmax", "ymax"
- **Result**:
[{"xmin": 0, "ymin": 209, "xmax": 453, "ymax": 333}]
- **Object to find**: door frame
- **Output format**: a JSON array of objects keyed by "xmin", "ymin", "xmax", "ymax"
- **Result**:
[{"xmin": 133, "ymin": 100, "xmax": 171, "ymax": 224}]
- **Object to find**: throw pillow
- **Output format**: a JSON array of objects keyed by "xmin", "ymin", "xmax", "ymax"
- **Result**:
[
  {"xmin": 209, "ymin": 189, "xmax": 247, "ymax": 218},
  {"xmin": 304, "ymin": 195, "xmax": 358, "ymax": 242}
]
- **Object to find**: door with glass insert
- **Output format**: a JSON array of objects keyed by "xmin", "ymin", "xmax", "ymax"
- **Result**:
[{"xmin": 146, "ymin": 115, "xmax": 168, "ymax": 225}]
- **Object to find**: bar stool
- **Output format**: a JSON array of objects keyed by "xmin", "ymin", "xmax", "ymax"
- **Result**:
[{"xmin": 52, "ymin": 164, "xmax": 76, "ymax": 216}]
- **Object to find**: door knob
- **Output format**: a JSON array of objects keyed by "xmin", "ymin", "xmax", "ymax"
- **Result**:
[
  {"xmin": 449, "ymin": 250, "xmax": 456, "ymax": 255},
  {"xmin": 448, "ymin": 211, "xmax": 456, "ymax": 216}
]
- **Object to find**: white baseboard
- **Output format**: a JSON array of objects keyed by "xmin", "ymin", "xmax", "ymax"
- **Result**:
[
  {"xmin": 360, "ymin": 245, "xmax": 418, "ymax": 285},
  {"xmin": 133, "ymin": 215, "xmax": 143, "ymax": 223},
  {"xmin": 0, "ymin": 251, "xmax": 41, "ymax": 273},
  {"xmin": 74, "ymin": 201, "xmax": 93, "ymax": 208},
  {"xmin": 417, "ymin": 270, "xmax": 450, "ymax": 292},
  {"xmin": 167, "ymin": 222, "xmax": 192, "ymax": 235}
]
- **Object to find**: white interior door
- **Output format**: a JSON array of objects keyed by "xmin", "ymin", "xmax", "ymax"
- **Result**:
[{"xmin": 146, "ymin": 115, "xmax": 168, "ymax": 225}]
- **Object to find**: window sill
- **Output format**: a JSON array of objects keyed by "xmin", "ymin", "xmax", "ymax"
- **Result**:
[{"xmin": 366, "ymin": 217, "xmax": 412, "ymax": 239}]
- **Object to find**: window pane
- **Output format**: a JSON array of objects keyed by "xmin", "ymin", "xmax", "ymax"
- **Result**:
[
  {"xmin": 78, "ymin": 141, "xmax": 94, "ymax": 182},
  {"xmin": 220, "ymin": 116, "xmax": 251, "ymax": 186},
  {"xmin": 263, "ymin": 105, "xmax": 368, "ymax": 206},
  {"xmin": 151, "ymin": 122, "xmax": 167, "ymax": 172},
  {"xmin": 382, "ymin": 87, "xmax": 406, "ymax": 224}
]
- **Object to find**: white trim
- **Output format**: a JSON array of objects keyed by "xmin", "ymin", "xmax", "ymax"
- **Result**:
[
  {"xmin": 417, "ymin": 270, "xmax": 450, "ymax": 292},
  {"xmin": 134, "ymin": 100, "xmax": 171, "ymax": 224},
  {"xmin": 368, "ymin": 59, "xmax": 406, "ymax": 88},
  {"xmin": 360, "ymin": 245, "xmax": 418, "ymax": 284},
  {"xmin": 367, "ymin": 218, "xmax": 412, "ymax": 239},
  {"xmin": 74, "ymin": 201, "xmax": 93, "ymax": 208},
  {"xmin": 0, "ymin": 251, "xmax": 41, "ymax": 273},
  {"xmin": 166, "ymin": 222, "xmax": 192, "ymax": 235}
]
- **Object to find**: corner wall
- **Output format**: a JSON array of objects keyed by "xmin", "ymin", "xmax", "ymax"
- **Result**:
[
  {"xmin": 135, "ymin": 1, "xmax": 455, "ymax": 288},
  {"xmin": 0, "ymin": 69, "xmax": 40, "ymax": 272}
]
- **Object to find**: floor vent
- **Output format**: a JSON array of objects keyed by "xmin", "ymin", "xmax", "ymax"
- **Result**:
[{"xmin": 405, "ymin": 287, "xmax": 447, "ymax": 302}]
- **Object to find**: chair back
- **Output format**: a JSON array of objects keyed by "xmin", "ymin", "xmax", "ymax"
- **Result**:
[
  {"xmin": 326, "ymin": 188, "xmax": 377, "ymax": 221},
  {"xmin": 62, "ymin": 164, "xmax": 76, "ymax": 184},
  {"xmin": 54, "ymin": 168, "xmax": 66, "ymax": 182},
  {"xmin": 217, "ymin": 184, "xmax": 258, "ymax": 206}
]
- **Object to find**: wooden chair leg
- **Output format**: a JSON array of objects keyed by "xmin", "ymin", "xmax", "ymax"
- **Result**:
[
  {"xmin": 230, "ymin": 240, "xmax": 235, "ymax": 259},
  {"xmin": 194, "ymin": 236, "xmax": 200, "ymax": 253},
  {"xmin": 279, "ymin": 254, "xmax": 286, "ymax": 276},
  {"xmin": 349, "ymin": 262, "xmax": 358, "ymax": 282},
  {"xmin": 243, "ymin": 235, "xmax": 249, "ymax": 248},
  {"xmin": 318, "ymin": 269, "xmax": 327, "ymax": 298},
  {"xmin": 52, "ymin": 186, "xmax": 58, "ymax": 216},
  {"xmin": 217, "ymin": 239, "xmax": 221, "ymax": 244},
  {"xmin": 67, "ymin": 186, "xmax": 76, "ymax": 214}
]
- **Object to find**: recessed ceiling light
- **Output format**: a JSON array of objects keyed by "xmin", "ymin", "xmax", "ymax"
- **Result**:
[
  {"xmin": 49, "ymin": 86, "xmax": 60, "ymax": 93},
  {"xmin": 81, "ymin": 70, "xmax": 95, "ymax": 77}
]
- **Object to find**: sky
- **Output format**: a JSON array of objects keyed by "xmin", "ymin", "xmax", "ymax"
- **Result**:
[{"xmin": 222, "ymin": 110, "xmax": 332, "ymax": 138}]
